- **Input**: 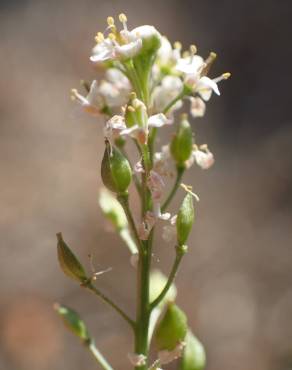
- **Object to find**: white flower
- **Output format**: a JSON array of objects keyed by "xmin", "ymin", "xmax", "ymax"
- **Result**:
[
  {"xmin": 152, "ymin": 76, "xmax": 183, "ymax": 115},
  {"xmin": 138, "ymin": 202, "xmax": 171, "ymax": 241},
  {"xmin": 153, "ymin": 145, "xmax": 172, "ymax": 177},
  {"xmin": 71, "ymin": 80, "xmax": 102, "ymax": 116},
  {"xmin": 157, "ymin": 37, "xmax": 180, "ymax": 66},
  {"xmin": 176, "ymin": 54, "xmax": 205, "ymax": 76},
  {"xmin": 104, "ymin": 112, "xmax": 170, "ymax": 142},
  {"xmin": 195, "ymin": 73, "xmax": 230, "ymax": 101},
  {"xmin": 158, "ymin": 342, "xmax": 186, "ymax": 365},
  {"xmin": 192, "ymin": 145, "xmax": 215, "ymax": 169},
  {"xmin": 162, "ymin": 215, "xmax": 177, "ymax": 242},
  {"xmin": 128, "ymin": 353, "xmax": 147, "ymax": 366},
  {"xmin": 90, "ymin": 15, "xmax": 161, "ymax": 64},
  {"xmin": 98, "ymin": 68, "xmax": 131, "ymax": 107},
  {"xmin": 189, "ymin": 96, "xmax": 206, "ymax": 118},
  {"xmin": 147, "ymin": 170, "xmax": 165, "ymax": 200}
]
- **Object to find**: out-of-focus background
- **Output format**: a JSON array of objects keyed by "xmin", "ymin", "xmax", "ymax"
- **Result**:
[{"xmin": 1, "ymin": 0, "xmax": 292, "ymax": 369}]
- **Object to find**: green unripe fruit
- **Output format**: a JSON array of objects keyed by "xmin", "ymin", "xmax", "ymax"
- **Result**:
[
  {"xmin": 57, "ymin": 233, "xmax": 87, "ymax": 283},
  {"xmin": 180, "ymin": 331, "xmax": 206, "ymax": 370},
  {"xmin": 176, "ymin": 193, "xmax": 195, "ymax": 246},
  {"xmin": 55, "ymin": 304, "xmax": 90, "ymax": 342},
  {"xmin": 101, "ymin": 141, "xmax": 132, "ymax": 194},
  {"xmin": 170, "ymin": 116, "xmax": 193, "ymax": 166},
  {"xmin": 155, "ymin": 303, "xmax": 188, "ymax": 351}
]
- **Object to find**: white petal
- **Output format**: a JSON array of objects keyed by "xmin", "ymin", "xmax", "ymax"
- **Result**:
[
  {"xmin": 115, "ymin": 39, "xmax": 143, "ymax": 59},
  {"xmin": 190, "ymin": 97, "xmax": 206, "ymax": 118},
  {"xmin": 148, "ymin": 113, "xmax": 171, "ymax": 128}
]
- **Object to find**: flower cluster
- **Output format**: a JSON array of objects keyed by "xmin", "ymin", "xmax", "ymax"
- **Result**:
[{"xmin": 57, "ymin": 13, "xmax": 230, "ymax": 370}]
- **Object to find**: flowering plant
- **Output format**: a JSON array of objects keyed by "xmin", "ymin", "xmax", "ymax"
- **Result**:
[{"xmin": 55, "ymin": 13, "xmax": 230, "ymax": 370}]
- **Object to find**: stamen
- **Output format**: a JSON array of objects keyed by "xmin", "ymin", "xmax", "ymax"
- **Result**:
[
  {"xmin": 130, "ymin": 91, "xmax": 137, "ymax": 100},
  {"xmin": 180, "ymin": 183, "xmax": 200, "ymax": 202},
  {"xmin": 182, "ymin": 50, "xmax": 190, "ymax": 58},
  {"xmin": 107, "ymin": 16, "xmax": 115, "ymax": 27},
  {"xmin": 201, "ymin": 51, "xmax": 217, "ymax": 76},
  {"xmin": 118, "ymin": 13, "xmax": 128, "ymax": 30},
  {"xmin": 174, "ymin": 41, "xmax": 182, "ymax": 50},
  {"xmin": 127, "ymin": 105, "xmax": 135, "ymax": 112},
  {"xmin": 95, "ymin": 32, "xmax": 104, "ymax": 43},
  {"xmin": 108, "ymin": 32, "xmax": 116, "ymax": 41},
  {"xmin": 190, "ymin": 44, "xmax": 197, "ymax": 55},
  {"xmin": 222, "ymin": 72, "xmax": 231, "ymax": 79}
]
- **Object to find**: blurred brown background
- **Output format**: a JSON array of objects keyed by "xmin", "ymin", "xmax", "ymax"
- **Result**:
[{"xmin": 0, "ymin": 0, "xmax": 292, "ymax": 369}]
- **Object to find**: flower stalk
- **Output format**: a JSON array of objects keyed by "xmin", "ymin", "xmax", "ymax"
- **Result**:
[{"xmin": 56, "ymin": 12, "xmax": 230, "ymax": 370}]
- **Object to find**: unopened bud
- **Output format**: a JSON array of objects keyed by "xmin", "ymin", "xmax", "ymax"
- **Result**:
[
  {"xmin": 54, "ymin": 303, "xmax": 90, "ymax": 342},
  {"xmin": 176, "ymin": 193, "xmax": 194, "ymax": 246},
  {"xmin": 132, "ymin": 25, "xmax": 161, "ymax": 55},
  {"xmin": 101, "ymin": 140, "xmax": 132, "ymax": 194},
  {"xmin": 180, "ymin": 331, "xmax": 206, "ymax": 370},
  {"xmin": 170, "ymin": 115, "xmax": 193, "ymax": 167},
  {"xmin": 155, "ymin": 303, "xmax": 188, "ymax": 351},
  {"xmin": 56, "ymin": 233, "xmax": 87, "ymax": 283}
]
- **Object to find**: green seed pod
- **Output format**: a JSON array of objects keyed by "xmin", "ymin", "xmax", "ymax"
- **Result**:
[
  {"xmin": 176, "ymin": 193, "xmax": 195, "ymax": 246},
  {"xmin": 170, "ymin": 115, "xmax": 193, "ymax": 166},
  {"xmin": 57, "ymin": 233, "xmax": 87, "ymax": 283},
  {"xmin": 180, "ymin": 331, "xmax": 206, "ymax": 370},
  {"xmin": 54, "ymin": 303, "xmax": 90, "ymax": 342},
  {"xmin": 101, "ymin": 141, "xmax": 132, "ymax": 194},
  {"xmin": 99, "ymin": 189, "xmax": 127, "ymax": 231},
  {"xmin": 155, "ymin": 303, "xmax": 188, "ymax": 351}
]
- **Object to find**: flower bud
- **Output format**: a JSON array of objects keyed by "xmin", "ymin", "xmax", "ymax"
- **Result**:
[
  {"xmin": 132, "ymin": 25, "xmax": 161, "ymax": 56},
  {"xmin": 125, "ymin": 94, "xmax": 148, "ymax": 129},
  {"xmin": 180, "ymin": 331, "xmax": 206, "ymax": 370},
  {"xmin": 101, "ymin": 140, "xmax": 132, "ymax": 194},
  {"xmin": 99, "ymin": 188, "xmax": 128, "ymax": 230},
  {"xmin": 56, "ymin": 233, "xmax": 87, "ymax": 283},
  {"xmin": 155, "ymin": 303, "xmax": 187, "ymax": 351},
  {"xmin": 176, "ymin": 193, "xmax": 195, "ymax": 246},
  {"xmin": 170, "ymin": 115, "xmax": 193, "ymax": 167},
  {"xmin": 54, "ymin": 303, "xmax": 90, "ymax": 342}
]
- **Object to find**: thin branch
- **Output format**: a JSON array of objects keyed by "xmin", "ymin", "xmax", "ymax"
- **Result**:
[
  {"xmin": 85, "ymin": 282, "xmax": 135, "ymax": 330},
  {"xmin": 161, "ymin": 166, "xmax": 185, "ymax": 212},
  {"xmin": 88, "ymin": 341, "xmax": 114, "ymax": 370}
]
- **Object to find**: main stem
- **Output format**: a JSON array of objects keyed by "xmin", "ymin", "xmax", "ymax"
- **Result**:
[{"xmin": 134, "ymin": 244, "xmax": 151, "ymax": 370}]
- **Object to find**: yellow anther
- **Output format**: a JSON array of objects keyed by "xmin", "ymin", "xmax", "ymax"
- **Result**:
[
  {"xmin": 190, "ymin": 44, "xmax": 197, "ymax": 55},
  {"xmin": 118, "ymin": 13, "xmax": 127, "ymax": 23},
  {"xmin": 127, "ymin": 105, "xmax": 135, "ymax": 112},
  {"xmin": 95, "ymin": 32, "xmax": 104, "ymax": 43},
  {"xmin": 199, "ymin": 144, "xmax": 208, "ymax": 151},
  {"xmin": 130, "ymin": 92, "xmax": 137, "ymax": 100},
  {"xmin": 70, "ymin": 88, "xmax": 78, "ymax": 100},
  {"xmin": 108, "ymin": 33, "xmax": 116, "ymax": 41},
  {"xmin": 107, "ymin": 16, "xmax": 115, "ymax": 26},
  {"xmin": 210, "ymin": 51, "xmax": 217, "ymax": 59},
  {"xmin": 182, "ymin": 51, "xmax": 190, "ymax": 58},
  {"xmin": 222, "ymin": 72, "xmax": 231, "ymax": 79},
  {"xmin": 174, "ymin": 41, "xmax": 182, "ymax": 50}
]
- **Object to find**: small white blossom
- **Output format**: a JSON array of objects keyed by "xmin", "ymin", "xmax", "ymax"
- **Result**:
[
  {"xmin": 195, "ymin": 73, "xmax": 230, "ymax": 101},
  {"xmin": 153, "ymin": 145, "xmax": 172, "ymax": 177},
  {"xmin": 152, "ymin": 76, "xmax": 183, "ymax": 116},
  {"xmin": 192, "ymin": 145, "xmax": 215, "ymax": 169},
  {"xmin": 189, "ymin": 96, "xmax": 206, "ymax": 118},
  {"xmin": 71, "ymin": 80, "xmax": 102, "ymax": 116},
  {"xmin": 90, "ymin": 16, "xmax": 160, "ymax": 64},
  {"xmin": 176, "ymin": 54, "xmax": 205, "ymax": 76},
  {"xmin": 158, "ymin": 342, "xmax": 186, "ymax": 365},
  {"xmin": 162, "ymin": 215, "xmax": 177, "ymax": 242},
  {"xmin": 98, "ymin": 68, "xmax": 131, "ymax": 107},
  {"xmin": 128, "ymin": 353, "xmax": 147, "ymax": 366}
]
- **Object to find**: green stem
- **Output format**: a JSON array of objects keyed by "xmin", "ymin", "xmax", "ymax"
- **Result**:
[
  {"xmin": 134, "ymin": 244, "xmax": 151, "ymax": 370},
  {"xmin": 88, "ymin": 341, "xmax": 114, "ymax": 370},
  {"xmin": 85, "ymin": 282, "xmax": 135, "ymax": 330},
  {"xmin": 150, "ymin": 245, "xmax": 187, "ymax": 310},
  {"xmin": 162, "ymin": 166, "xmax": 185, "ymax": 212},
  {"xmin": 162, "ymin": 90, "xmax": 186, "ymax": 115},
  {"xmin": 117, "ymin": 193, "xmax": 143, "ymax": 253}
]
